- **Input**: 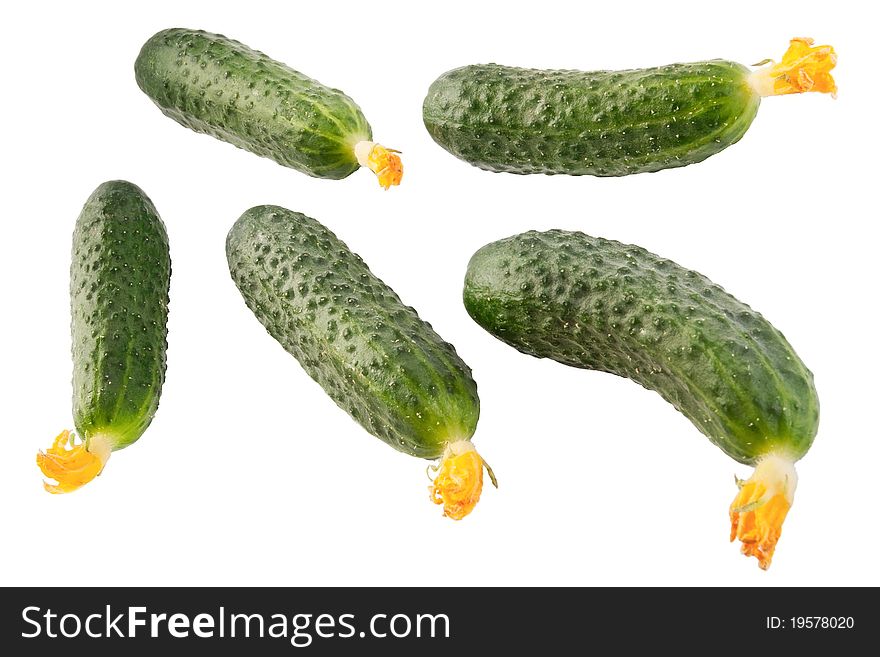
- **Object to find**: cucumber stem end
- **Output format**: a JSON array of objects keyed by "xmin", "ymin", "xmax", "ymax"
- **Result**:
[
  {"xmin": 36, "ymin": 430, "xmax": 111, "ymax": 494},
  {"xmin": 729, "ymin": 454, "xmax": 798, "ymax": 570}
]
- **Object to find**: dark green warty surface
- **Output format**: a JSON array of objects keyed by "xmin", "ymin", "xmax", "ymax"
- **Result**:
[
  {"xmin": 423, "ymin": 61, "xmax": 760, "ymax": 176},
  {"xmin": 463, "ymin": 231, "xmax": 818, "ymax": 464},
  {"xmin": 135, "ymin": 28, "xmax": 371, "ymax": 179},
  {"xmin": 226, "ymin": 206, "xmax": 479, "ymax": 458},
  {"xmin": 71, "ymin": 181, "xmax": 171, "ymax": 450}
]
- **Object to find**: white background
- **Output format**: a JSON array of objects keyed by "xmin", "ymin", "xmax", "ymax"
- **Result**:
[{"xmin": 1, "ymin": 0, "xmax": 876, "ymax": 586}]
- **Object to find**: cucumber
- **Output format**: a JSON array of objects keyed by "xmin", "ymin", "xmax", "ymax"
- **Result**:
[
  {"xmin": 135, "ymin": 28, "xmax": 402, "ymax": 189},
  {"xmin": 226, "ymin": 205, "xmax": 491, "ymax": 519},
  {"xmin": 423, "ymin": 38, "xmax": 836, "ymax": 176},
  {"xmin": 463, "ymin": 230, "xmax": 818, "ymax": 568},
  {"xmin": 38, "ymin": 181, "xmax": 171, "ymax": 494}
]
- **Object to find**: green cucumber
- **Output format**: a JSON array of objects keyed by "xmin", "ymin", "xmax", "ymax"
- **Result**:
[
  {"xmin": 463, "ymin": 230, "xmax": 818, "ymax": 567},
  {"xmin": 135, "ymin": 28, "xmax": 402, "ymax": 188},
  {"xmin": 38, "ymin": 181, "xmax": 171, "ymax": 494},
  {"xmin": 226, "ymin": 205, "xmax": 490, "ymax": 519},
  {"xmin": 423, "ymin": 38, "xmax": 836, "ymax": 176}
]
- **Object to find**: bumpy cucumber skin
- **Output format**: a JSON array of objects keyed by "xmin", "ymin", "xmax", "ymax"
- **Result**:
[
  {"xmin": 71, "ymin": 181, "xmax": 171, "ymax": 450},
  {"xmin": 226, "ymin": 206, "xmax": 479, "ymax": 459},
  {"xmin": 463, "ymin": 231, "xmax": 818, "ymax": 464},
  {"xmin": 135, "ymin": 28, "xmax": 371, "ymax": 179},
  {"xmin": 423, "ymin": 61, "xmax": 760, "ymax": 176}
]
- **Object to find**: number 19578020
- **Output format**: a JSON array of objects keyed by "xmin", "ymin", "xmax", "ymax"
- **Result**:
[{"xmin": 767, "ymin": 617, "xmax": 854, "ymax": 629}]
